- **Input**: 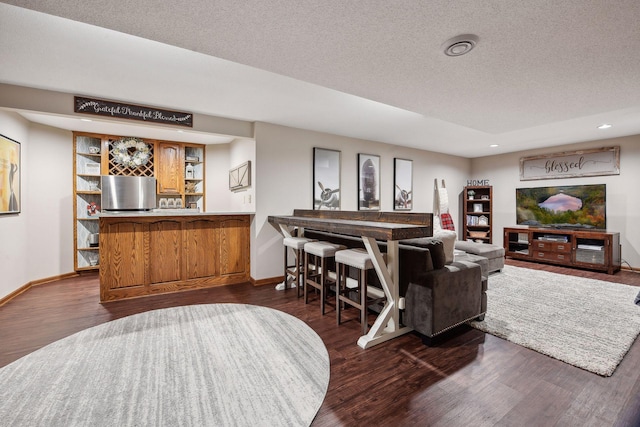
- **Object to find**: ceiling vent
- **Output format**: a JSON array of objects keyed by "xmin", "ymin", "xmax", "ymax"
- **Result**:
[{"xmin": 442, "ymin": 34, "xmax": 479, "ymax": 57}]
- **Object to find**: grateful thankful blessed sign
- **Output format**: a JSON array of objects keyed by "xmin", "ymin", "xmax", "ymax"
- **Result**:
[
  {"xmin": 74, "ymin": 96, "xmax": 193, "ymax": 127},
  {"xmin": 519, "ymin": 147, "xmax": 620, "ymax": 180}
]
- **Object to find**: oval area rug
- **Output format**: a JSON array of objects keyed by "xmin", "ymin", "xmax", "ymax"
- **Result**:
[{"xmin": 0, "ymin": 304, "xmax": 330, "ymax": 426}]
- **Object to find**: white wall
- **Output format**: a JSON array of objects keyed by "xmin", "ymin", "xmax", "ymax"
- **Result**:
[
  {"xmin": 205, "ymin": 143, "xmax": 231, "ymax": 212},
  {"xmin": 229, "ymin": 138, "xmax": 256, "ymax": 212},
  {"xmin": 471, "ymin": 134, "xmax": 640, "ymax": 268},
  {"xmin": 25, "ymin": 123, "xmax": 73, "ymax": 279},
  {"xmin": 252, "ymin": 122, "xmax": 471, "ymax": 282},
  {"xmin": 204, "ymin": 138, "xmax": 256, "ymax": 213},
  {"xmin": 0, "ymin": 111, "xmax": 73, "ymax": 300},
  {"xmin": 0, "ymin": 111, "xmax": 29, "ymax": 299}
]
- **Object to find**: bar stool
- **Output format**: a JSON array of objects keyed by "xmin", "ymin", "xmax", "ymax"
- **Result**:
[
  {"xmin": 335, "ymin": 248, "xmax": 387, "ymax": 335},
  {"xmin": 283, "ymin": 237, "xmax": 316, "ymax": 297},
  {"xmin": 304, "ymin": 241, "xmax": 345, "ymax": 314}
]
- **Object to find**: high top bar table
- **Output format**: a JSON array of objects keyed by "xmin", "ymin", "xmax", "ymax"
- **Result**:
[{"xmin": 268, "ymin": 214, "xmax": 431, "ymax": 349}]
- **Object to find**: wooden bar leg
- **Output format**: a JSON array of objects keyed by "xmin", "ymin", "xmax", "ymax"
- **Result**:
[
  {"xmin": 283, "ymin": 244, "xmax": 288, "ymax": 289},
  {"xmin": 336, "ymin": 262, "xmax": 342, "ymax": 325},
  {"xmin": 320, "ymin": 258, "xmax": 325, "ymax": 315},
  {"xmin": 361, "ymin": 268, "xmax": 367, "ymax": 336},
  {"xmin": 304, "ymin": 252, "xmax": 310, "ymax": 304},
  {"xmin": 295, "ymin": 248, "xmax": 301, "ymax": 297}
]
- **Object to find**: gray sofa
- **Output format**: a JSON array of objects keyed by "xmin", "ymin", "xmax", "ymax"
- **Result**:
[{"xmin": 455, "ymin": 240, "xmax": 505, "ymax": 274}]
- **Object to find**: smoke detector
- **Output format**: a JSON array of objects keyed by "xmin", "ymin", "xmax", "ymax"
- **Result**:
[{"xmin": 442, "ymin": 34, "xmax": 479, "ymax": 57}]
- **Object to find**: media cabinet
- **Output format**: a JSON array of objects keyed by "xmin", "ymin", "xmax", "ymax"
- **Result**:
[{"xmin": 504, "ymin": 226, "xmax": 621, "ymax": 274}]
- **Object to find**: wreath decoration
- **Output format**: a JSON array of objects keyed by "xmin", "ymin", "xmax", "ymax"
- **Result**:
[{"xmin": 112, "ymin": 137, "xmax": 151, "ymax": 168}]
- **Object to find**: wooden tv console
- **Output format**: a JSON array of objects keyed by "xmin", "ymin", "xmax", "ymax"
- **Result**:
[{"xmin": 504, "ymin": 226, "xmax": 621, "ymax": 274}]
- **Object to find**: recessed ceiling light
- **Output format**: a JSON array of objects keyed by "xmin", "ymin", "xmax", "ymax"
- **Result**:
[
  {"xmin": 177, "ymin": 130, "xmax": 184, "ymax": 133},
  {"xmin": 489, "ymin": 144, "xmax": 499, "ymax": 148},
  {"xmin": 597, "ymin": 123, "xmax": 612, "ymax": 130},
  {"xmin": 80, "ymin": 118, "xmax": 92, "ymax": 122},
  {"xmin": 442, "ymin": 34, "xmax": 479, "ymax": 57}
]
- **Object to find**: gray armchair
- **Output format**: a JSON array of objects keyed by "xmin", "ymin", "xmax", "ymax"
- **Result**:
[
  {"xmin": 404, "ymin": 259, "xmax": 486, "ymax": 340},
  {"xmin": 397, "ymin": 233, "xmax": 488, "ymax": 342}
]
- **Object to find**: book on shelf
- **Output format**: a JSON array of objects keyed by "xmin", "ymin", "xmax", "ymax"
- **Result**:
[
  {"xmin": 539, "ymin": 235, "xmax": 568, "ymax": 242},
  {"xmin": 577, "ymin": 244, "xmax": 604, "ymax": 251},
  {"xmin": 466, "ymin": 215, "xmax": 489, "ymax": 226}
]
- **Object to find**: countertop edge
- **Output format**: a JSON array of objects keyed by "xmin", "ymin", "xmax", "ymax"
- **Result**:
[{"xmin": 99, "ymin": 211, "xmax": 255, "ymax": 218}]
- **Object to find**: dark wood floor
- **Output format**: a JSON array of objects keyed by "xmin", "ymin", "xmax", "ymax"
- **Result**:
[{"xmin": 1, "ymin": 260, "xmax": 640, "ymax": 426}]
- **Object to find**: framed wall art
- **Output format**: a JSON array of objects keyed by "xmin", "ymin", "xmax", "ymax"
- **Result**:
[
  {"xmin": 394, "ymin": 158, "xmax": 412, "ymax": 210},
  {"xmin": 229, "ymin": 161, "xmax": 251, "ymax": 191},
  {"xmin": 520, "ymin": 146, "xmax": 620, "ymax": 180},
  {"xmin": 358, "ymin": 153, "xmax": 380, "ymax": 211},
  {"xmin": 313, "ymin": 148, "xmax": 341, "ymax": 210},
  {"xmin": 0, "ymin": 134, "xmax": 20, "ymax": 215}
]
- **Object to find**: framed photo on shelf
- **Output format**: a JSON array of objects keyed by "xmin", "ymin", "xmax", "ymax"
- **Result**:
[
  {"xmin": 358, "ymin": 153, "xmax": 380, "ymax": 211},
  {"xmin": 394, "ymin": 158, "xmax": 412, "ymax": 210},
  {"xmin": 0, "ymin": 134, "xmax": 20, "ymax": 215},
  {"xmin": 473, "ymin": 203, "xmax": 483, "ymax": 213},
  {"xmin": 313, "ymin": 148, "xmax": 341, "ymax": 210}
]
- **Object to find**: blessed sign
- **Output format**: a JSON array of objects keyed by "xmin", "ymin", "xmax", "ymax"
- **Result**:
[
  {"xmin": 74, "ymin": 96, "xmax": 193, "ymax": 127},
  {"xmin": 519, "ymin": 146, "xmax": 620, "ymax": 180}
]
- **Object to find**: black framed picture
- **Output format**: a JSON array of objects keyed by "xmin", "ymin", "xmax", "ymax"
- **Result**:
[
  {"xmin": 358, "ymin": 153, "xmax": 380, "ymax": 211},
  {"xmin": 0, "ymin": 134, "xmax": 20, "ymax": 215},
  {"xmin": 313, "ymin": 148, "xmax": 341, "ymax": 210},
  {"xmin": 394, "ymin": 158, "xmax": 412, "ymax": 210}
]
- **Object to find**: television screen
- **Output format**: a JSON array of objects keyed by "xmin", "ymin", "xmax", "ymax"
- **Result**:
[{"xmin": 516, "ymin": 184, "xmax": 606, "ymax": 229}]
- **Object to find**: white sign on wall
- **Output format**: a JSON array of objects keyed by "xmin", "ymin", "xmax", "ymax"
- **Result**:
[{"xmin": 519, "ymin": 146, "xmax": 620, "ymax": 181}]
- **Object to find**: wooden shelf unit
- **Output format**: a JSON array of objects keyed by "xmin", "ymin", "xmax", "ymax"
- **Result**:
[
  {"xmin": 504, "ymin": 226, "xmax": 621, "ymax": 274},
  {"xmin": 183, "ymin": 144, "xmax": 205, "ymax": 211},
  {"xmin": 462, "ymin": 185, "xmax": 492, "ymax": 244},
  {"xmin": 73, "ymin": 133, "xmax": 104, "ymax": 271},
  {"xmin": 73, "ymin": 132, "xmax": 206, "ymax": 272}
]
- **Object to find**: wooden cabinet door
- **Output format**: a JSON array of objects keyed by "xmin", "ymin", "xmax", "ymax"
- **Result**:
[
  {"xmin": 156, "ymin": 142, "xmax": 183, "ymax": 194},
  {"xmin": 185, "ymin": 219, "xmax": 219, "ymax": 279},
  {"xmin": 219, "ymin": 217, "xmax": 249, "ymax": 276},
  {"xmin": 148, "ymin": 220, "xmax": 183, "ymax": 284},
  {"xmin": 99, "ymin": 221, "xmax": 147, "ymax": 291}
]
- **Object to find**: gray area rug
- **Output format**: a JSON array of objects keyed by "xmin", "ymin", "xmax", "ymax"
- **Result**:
[
  {"xmin": 470, "ymin": 265, "xmax": 640, "ymax": 376},
  {"xmin": 0, "ymin": 304, "xmax": 330, "ymax": 426}
]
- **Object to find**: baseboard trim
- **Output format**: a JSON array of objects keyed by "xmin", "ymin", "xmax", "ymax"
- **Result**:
[
  {"xmin": 250, "ymin": 276, "xmax": 283, "ymax": 287},
  {"xmin": 621, "ymin": 265, "xmax": 640, "ymax": 274},
  {"xmin": 0, "ymin": 272, "xmax": 79, "ymax": 307}
]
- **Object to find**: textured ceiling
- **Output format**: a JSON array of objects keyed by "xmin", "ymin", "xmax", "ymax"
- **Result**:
[{"xmin": 1, "ymin": 1, "xmax": 640, "ymax": 157}]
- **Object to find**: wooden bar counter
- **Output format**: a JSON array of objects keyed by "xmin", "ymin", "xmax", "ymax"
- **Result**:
[{"xmin": 99, "ymin": 211, "xmax": 251, "ymax": 302}]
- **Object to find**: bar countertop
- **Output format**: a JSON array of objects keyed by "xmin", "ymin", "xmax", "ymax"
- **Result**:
[{"xmin": 99, "ymin": 210, "xmax": 254, "ymax": 218}]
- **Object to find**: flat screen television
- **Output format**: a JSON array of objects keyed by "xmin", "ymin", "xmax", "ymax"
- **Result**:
[{"xmin": 516, "ymin": 184, "xmax": 606, "ymax": 230}]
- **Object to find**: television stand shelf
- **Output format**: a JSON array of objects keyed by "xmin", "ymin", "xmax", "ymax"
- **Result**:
[{"xmin": 504, "ymin": 226, "xmax": 621, "ymax": 274}]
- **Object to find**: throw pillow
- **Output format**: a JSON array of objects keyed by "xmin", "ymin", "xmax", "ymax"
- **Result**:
[
  {"xmin": 434, "ymin": 229, "xmax": 457, "ymax": 264},
  {"xmin": 440, "ymin": 212, "xmax": 455, "ymax": 231},
  {"xmin": 400, "ymin": 238, "xmax": 446, "ymax": 270}
]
